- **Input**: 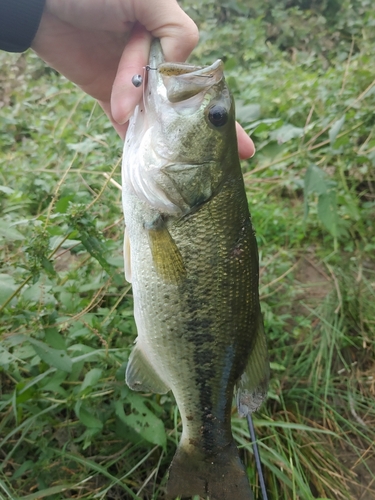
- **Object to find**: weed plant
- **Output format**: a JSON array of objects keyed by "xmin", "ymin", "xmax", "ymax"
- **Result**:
[{"xmin": 0, "ymin": 1, "xmax": 374, "ymax": 499}]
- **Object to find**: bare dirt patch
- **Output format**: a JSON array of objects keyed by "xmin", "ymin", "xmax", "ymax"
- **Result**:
[
  {"xmin": 340, "ymin": 448, "xmax": 375, "ymax": 500},
  {"xmin": 294, "ymin": 255, "xmax": 332, "ymax": 308}
]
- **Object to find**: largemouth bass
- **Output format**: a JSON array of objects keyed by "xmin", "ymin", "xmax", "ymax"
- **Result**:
[{"xmin": 122, "ymin": 40, "xmax": 269, "ymax": 500}]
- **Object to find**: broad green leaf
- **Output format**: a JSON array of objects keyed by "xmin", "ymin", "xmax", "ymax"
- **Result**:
[
  {"xmin": 0, "ymin": 221, "xmax": 24, "ymax": 241},
  {"xmin": 304, "ymin": 164, "xmax": 328, "ymax": 196},
  {"xmin": 78, "ymin": 282, "xmax": 104, "ymax": 292},
  {"xmin": 29, "ymin": 338, "xmax": 72, "ymax": 372},
  {"xmin": 0, "ymin": 274, "xmax": 18, "ymax": 306},
  {"xmin": 55, "ymin": 195, "xmax": 75, "ymax": 213},
  {"xmin": 75, "ymin": 403, "xmax": 103, "ymax": 430},
  {"xmin": 329, "ymin": 115, "xmax": 345, "ymax": 146},
  {"xmin": 23, "ymin": 282, "xmax": 57, "ymax": 305},
  {"xmin": 17, "ymin": 368, "xmax": 55, "ymax": 394},
  {"xmin": 15, "ymin": 384, "xmax": 35, "ymax": 404},
  {"xmin": 318, "ymin": 192, "xmax": 340, "ymax": 237},
  {"xmin": 79, "ymin": 233, "xmax": 113, "ymax": 274},
  {"xmin": 115, "ymin": 395, "xmax": 166, "ymax": 449},
  {"xmin": 80, "ymin": 368, "xmax": 102, "ymax": 392},
  {"xmin": 236, "ymin": 102, "xmax": 261, "ymax": 124},
  {"xmin": 49, "ymin": 235, "xmax": 80, "ymax": 250},
  {"xmin": 12, "ymin": 459, "xmax": 34, "ymax": 480},
  {"xmin": 247, "ymin": 118, "xmax": 281, "ymax": 134},
  {"xmin": 106, "ymin": 256, "xmax": 125, "ymax": 267},
  {"xmin": 0, "ymin": 185, "xmax": 14, "ymax": 194},
  {"xmin": 41, "ymin": 256, "xmax": 57, "ymax": 277},
  {"xmin": 304, "ymin": 164, "xmax": 328, "ymax": 219},
  {"xmin": 67, "ymin": 138, "xmax": 98, "ymax": 154},
  {"xmin": 0, "ymin": 345, "xmax": 17, "ymax": 370},
  {"xmin": 259, "ymin": 142, "xmax": 286, "ymax": 159},
  {"xmin": 44, "ymin": 328, "xmax": 66, "ymax": 350},
  {"xmin": 42, "ymin": 370, "xmax": 68, "ymax": 395},
  {"xmin": 270, "ymin": 124, "xmax": 305, "ymax": 144},
  {"xmin": 11, "ymin": 343, "xmax": 35, "ymax": 361}
]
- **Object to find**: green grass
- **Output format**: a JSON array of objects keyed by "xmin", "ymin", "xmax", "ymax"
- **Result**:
[{"xmin": 1, "ymin": 0, "xmax": 375, "ymax": 498}]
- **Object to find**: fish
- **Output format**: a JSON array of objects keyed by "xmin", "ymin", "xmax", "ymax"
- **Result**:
[{"xmin": 121, "ymin": 39, "xmax": 269, "ymax": 500}]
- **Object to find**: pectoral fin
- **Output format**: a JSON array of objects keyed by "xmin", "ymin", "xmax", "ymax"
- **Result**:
[
  {"xmin": 124, "ymin": 226, "xmax": 132, "ymax": 283},
  {"xmin": 126, "ymin": 342, "xmax": 170, "ymax": 394},
  {"xmin": 147, "ymin": 218, "xmax": 186, "ymax": 285},
  {"xmin": 236, "ymin": 312, "xmax": 269, "ymax": 416}
]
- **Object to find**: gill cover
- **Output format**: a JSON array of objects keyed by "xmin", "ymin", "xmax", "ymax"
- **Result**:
[{"xmin": 122, "ymin": 41, "xmax": 234, "ymax": 217}]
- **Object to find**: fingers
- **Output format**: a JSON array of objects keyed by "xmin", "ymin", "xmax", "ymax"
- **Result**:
[
  {"xmin": 105, "ymin": 0, "xmax": 197, "ymax": 134},
  {"xmin": 236, "ymin": 122, "xmax": 256, "ymax": 160},
  {"xmin": 111, "ymin": 24, "xmax": 152, "ymax": 125},
  {"xmin": 110, "ymin": 3, "xmax": 253, "ymax": 161},
  {"xmin": 135, "ymin": 0, "xmax": 199, "ymax": 62},
  {"xmin": 111, "ymin": 0, "xmax": 198, "ymax": 126},
  {"xmin": 159, "ymin": 19, "xmax": 199, "ymax": 63}
]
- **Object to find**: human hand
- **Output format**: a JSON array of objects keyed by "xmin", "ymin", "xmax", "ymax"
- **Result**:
[{"xmin": 32, "ymin": 0, "xmax": 254, "ymax": 159}]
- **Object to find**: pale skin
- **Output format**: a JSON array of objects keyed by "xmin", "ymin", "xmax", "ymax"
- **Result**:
[{"xmin": 31, "ymin": 0, "xmax": 255, "ymax": 159}]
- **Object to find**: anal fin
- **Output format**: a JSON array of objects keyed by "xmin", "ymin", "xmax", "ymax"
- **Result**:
[
  {"xmin": 236, "ymin": 311, "xmax": 269, "ymax": 416},
  {"xmin": 126, "ymin": 343, "xmax": 170, "ymax": 394}
]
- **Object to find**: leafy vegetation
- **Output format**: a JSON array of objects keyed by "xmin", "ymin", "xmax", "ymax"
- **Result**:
[{"xmin": 1, "ymin": 0, "xmax": 375, "ymax": 498}]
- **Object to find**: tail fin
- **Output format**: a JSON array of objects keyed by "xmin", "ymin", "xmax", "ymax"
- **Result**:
[{"xmin": 166, "ymin": 441, "xmax": 253, "ymax": 500}]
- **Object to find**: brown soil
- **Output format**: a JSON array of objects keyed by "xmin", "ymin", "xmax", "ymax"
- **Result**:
[
  {"xmin": 340, "ymin": 447, "xmax": 375, "ymax": 499},
  {"xmin": 294, "ymin": 255, "xmax": 332, "ymax": 307}
]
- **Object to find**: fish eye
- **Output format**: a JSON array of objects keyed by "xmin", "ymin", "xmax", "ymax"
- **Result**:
[{"xmin": 207, "ymin": 105, "xmax": 228, "ymax": 127}]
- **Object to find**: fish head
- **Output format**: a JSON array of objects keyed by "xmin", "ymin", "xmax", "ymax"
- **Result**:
[{"xmin": 123, "ymin": 40, "xmax": 238, "ymax": 215}]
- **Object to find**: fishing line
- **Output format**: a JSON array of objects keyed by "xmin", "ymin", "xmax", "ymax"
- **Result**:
[{"xmin": 247, "ymin": 414, "xmax": 269, "ymax": 500}]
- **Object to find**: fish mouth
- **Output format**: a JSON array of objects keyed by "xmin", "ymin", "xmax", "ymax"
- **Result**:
[{"xmin": 148, "ymin": 40, "xmax": 224, "ymax": 104}]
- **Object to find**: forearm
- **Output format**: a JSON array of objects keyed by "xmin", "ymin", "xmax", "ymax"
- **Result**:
[{"xmin": 0, "ymin": 0, "xmax": 46, "ymax": 52}]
